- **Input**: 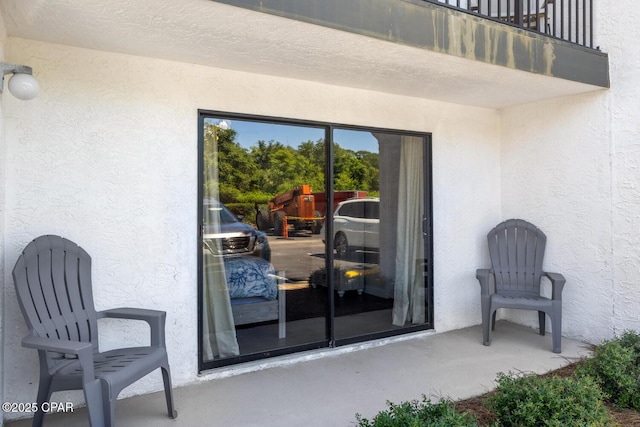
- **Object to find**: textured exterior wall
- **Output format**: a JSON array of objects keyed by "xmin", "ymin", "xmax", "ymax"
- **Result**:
[
  {"xmin": 1, "ymin": 37, "xmax": 500, "ymax": 417},
  {"xmin": 499, "ymin": 0, "xmax": 640, "ymax": 344},
  {"xmin": 602, "ymin": 0, "xmax": 640, "ymax": 335},
  {"xmin": 0, "ymin": 7, "xmax": 7, "ymax": 427},
  {"xmin": 500, "ymin": 92, "xmax": 613, "ymax": 343}
]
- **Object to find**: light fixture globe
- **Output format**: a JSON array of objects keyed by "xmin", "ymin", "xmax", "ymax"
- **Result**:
[{"xmin": 8, "ymin": 73, "xmax": 40, "ymax": 100}]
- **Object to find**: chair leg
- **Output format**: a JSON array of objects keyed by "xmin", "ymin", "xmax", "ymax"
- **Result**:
[
  {"xmin": 162, "ymin": 365, "xmax": 178, "ymax": 419},
  {"xmin": 481, "ymin": 295, "xmax": 492, "ymax": 346},
  {"xmin": 32, "ymin": 376, "xmax": 52, "ymax": 427},
  {"xmin": 491, "ymin": 311, "xmax": 497, "ymax": 331},
  {"xmin": 102, "ymin": 391, "xmax": 117, "ymax": 427},
  {"xmin": 83, "ymin": 379, "xmax": 106, "ymax": 427},
  {"xmin": 538, "ymin": 311, "xmax": 546, "ymax": 336},
  {"xmin": 103, "ymin": 398, "xmax": 116, "ymax": 427},
  {"xmin": 551, "ymin": 306, "xmax": 562, "ymax": 354}
]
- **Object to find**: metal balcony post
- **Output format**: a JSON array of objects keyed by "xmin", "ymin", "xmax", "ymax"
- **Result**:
[{"xmin": 514, "ymin": 0, "xmax": 524, "ymax": 25}]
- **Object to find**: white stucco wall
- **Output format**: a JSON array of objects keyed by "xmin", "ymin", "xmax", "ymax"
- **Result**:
[
  {"xmin": 603, "ymin": 0, "xmax": 640, "ymax": 336},
  {"xmin": 1, "ymin": 37, "xmax": 500, "ymax": 417},
  {"xmin": 499, "ymin": 0, "xmax": 640, "ymax": 344},
  {"xmin": 500, "ymin": 92, "xmax": 613, "ymax": 343},
  {"xmin": 0, "ymin": 7, "xmax": 7, "ymax": 427}
]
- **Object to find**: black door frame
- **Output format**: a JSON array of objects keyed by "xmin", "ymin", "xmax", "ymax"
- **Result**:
[{"xmin": 197, "ymin": 110, "xmax": 434, "ymax": 372}]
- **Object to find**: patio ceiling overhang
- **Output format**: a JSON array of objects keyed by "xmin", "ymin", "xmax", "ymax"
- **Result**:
[{"xmin": 0, "ymin": 0, "xmax": 609, "ymax": 109}]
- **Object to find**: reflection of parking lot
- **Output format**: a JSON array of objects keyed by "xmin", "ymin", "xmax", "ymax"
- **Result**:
[
  {"xmin": 268, "ymin": 233, "xmax": 324, "ymax": 282},
  {"xmin": 267, "ymin": 233, "xmax": 379, "ymax": 283}
]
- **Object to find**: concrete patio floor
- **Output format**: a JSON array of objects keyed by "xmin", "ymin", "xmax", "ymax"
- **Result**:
[{"xmin": 6, "ymin": 321, "xmax": 592, "ymax": 427}]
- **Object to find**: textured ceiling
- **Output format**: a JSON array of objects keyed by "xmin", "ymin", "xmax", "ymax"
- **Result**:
[{"xmin": 0, "ymin": 0, "xmax": 604, "ymax": 109}]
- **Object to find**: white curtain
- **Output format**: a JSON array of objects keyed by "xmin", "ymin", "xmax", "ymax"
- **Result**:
[
  {"xmin": 392, "ymin": 136, "xmax": 425, "ymax": 326},
  {"xmin": 202, "ymin": 126, "xmax": 239, "ymax": 360}
]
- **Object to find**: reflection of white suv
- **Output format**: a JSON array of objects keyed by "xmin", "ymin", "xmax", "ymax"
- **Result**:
[{"xmin": 322, "ymin": 198, "xmax": 380, "ymax": 259}]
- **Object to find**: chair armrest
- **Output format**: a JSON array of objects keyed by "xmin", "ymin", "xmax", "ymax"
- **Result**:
[
  {"xmin": 544, "ymin": 272, "xmax": 566, "ymax": 300},
  {"xmin": 22, "ymin": 335, "xmax": 93, "ymax": 354},
  {"xmin": 98, "ymin": 308, "xmax": 167, "ymax": 347},
  {"xmin": 22, "ymin": 335, "xmax": 96, "ymax": 383},
  {"xmin": 476, "ymin": 268, "xmax": 492, "ymax": 295}
]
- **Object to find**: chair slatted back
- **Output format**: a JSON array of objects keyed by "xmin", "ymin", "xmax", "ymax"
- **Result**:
[
  {"xmin": 487, "ymin": 219, "xmax": 546, "ymax": 296},
  {"xmin": 13, "ymin": 235, "xmax": 99, "ymax": 352}
]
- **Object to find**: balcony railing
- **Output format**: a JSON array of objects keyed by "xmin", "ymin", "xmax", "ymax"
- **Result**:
[{"xmin": 426, "ymin": 0, "xmax": 595, "ymax": 49}]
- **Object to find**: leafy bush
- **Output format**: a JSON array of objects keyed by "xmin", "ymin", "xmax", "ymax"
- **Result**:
[
  {"xmin": 488, "ymin": 372, "xmax": 611, "ymax": 427},
  {"xmin": 575, "ymin": 331, "xmax": 640, "ymax": 409},
  {"xmin": 616, "ymin": 330, "xmax": 640, "ymax": 363},
  {"xmin": 355, "ymin": 396, "xmax": 479, "ymax": 427}
]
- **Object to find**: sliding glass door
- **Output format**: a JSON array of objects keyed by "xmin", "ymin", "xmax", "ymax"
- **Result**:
[
  {"xmin": 330, "ymin": 129, "xmax": 432, "ymax": 343},
  {"xmin": 198, "ymin": 112, "xmax": 432, "ymax": 370}
]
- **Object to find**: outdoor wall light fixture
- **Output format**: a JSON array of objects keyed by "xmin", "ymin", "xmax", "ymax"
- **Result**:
[{"xmin": 1, "ymin": 62, "xmax": 39, "ymax": 100}]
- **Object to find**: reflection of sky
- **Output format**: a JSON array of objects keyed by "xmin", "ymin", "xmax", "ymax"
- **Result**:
[
  {"xmin": 333, "ymin": 129, "xmax": 379, "ymax": 153},
  {"xmin": 207, "ymin": 118, "xmax": 379, "ymax": 153}
]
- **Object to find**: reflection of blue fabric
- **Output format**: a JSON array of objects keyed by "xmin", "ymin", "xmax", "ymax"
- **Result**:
[{"xmin": 225, "ymin": 257, "xmax": 278, "ymax": 300}]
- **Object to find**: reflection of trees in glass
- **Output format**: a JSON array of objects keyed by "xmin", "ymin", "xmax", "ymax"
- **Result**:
[
  {"xmin": 251, "ymin": 140, "xmax": 324, "ymax": 195},
  {"xmin": 334, "ymin": 145, "xmax": 379, "ymax": 192},
  {"xmin": 204, "ymin": 125, "xmax": 261, "ymax": 202},
  {"xmin": 203, "ymin": 123, "xmax": 379, "ymax": 204}
]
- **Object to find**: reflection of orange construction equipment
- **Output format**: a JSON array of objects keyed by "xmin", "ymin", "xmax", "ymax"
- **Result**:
[
  {"xmin": 256, "ymin": 185, "xmax": 323, "ymax": 236},
  {"xmin": 313, "ymin": 190, "xmax": 368, "ymax": 217}
]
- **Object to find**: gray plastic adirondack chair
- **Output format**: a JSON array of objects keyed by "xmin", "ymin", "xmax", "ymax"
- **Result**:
[
  {"xmin": 476, "ymin": 219, "xmax": 566, "ymax": 353},
  {"xmin": 12, "ymin": 235, "xmax": 178, "ymax": 427}
]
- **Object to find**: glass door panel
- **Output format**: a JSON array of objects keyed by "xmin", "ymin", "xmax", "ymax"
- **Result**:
[
  {"xmin": 330, "ymin": 129, "xmax": 429, "ymax": 340},
  {"xmin": 200, "ymin": 117, "xmax": 328, "ymax": 366}
]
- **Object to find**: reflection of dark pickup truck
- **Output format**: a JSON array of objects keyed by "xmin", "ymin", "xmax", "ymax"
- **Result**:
[{"xmin": 203, "ymin": 200, "xmax": 271, "ymax": 261}]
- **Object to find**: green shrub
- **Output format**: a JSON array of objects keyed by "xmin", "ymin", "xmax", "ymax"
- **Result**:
[
  {"xmin": 488, "ymin": 372, "xmax": 611, "ymax": 427},
  {"xmin": 575, "ymin": 331, "xmax": 640, "ymax": 409},
  {"xmin": 616, "ymin": 330, "xmax": 640, "ymax": 363},
  {"xmin": 236, "ymin": 191, "xmax": 272, "ymax": 204},
  {"xmin": 355, "ymin": 396, "xmax": 479, "ymax": 427}
]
